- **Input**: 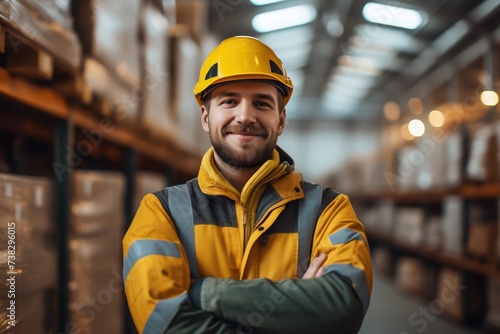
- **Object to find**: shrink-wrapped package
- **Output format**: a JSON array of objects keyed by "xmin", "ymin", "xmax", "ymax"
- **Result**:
[
  {"xmin": 0, "ymin": 0, "xmax": 81, "ymax": 72},
  {"xmin": 74, "ymin": 0, "xmax": 142, "ymax": 121},
  {"xmin": 140, "ymin": 2, "xmax": 177, "ymax": 137},
  {"xmin": 134, "ymin": 171, "xmax": 168, "ymax": 211},
  {"xmin": 0, "ymin": 173, "xmax": 56, "ymax": 333},
  {"xmin": 169, "ymin": 25, "xmax": 207, "ymax": 153},
  {"xmin": 69, "ymin": 170, "xmax": 125, "ymax": 334}
]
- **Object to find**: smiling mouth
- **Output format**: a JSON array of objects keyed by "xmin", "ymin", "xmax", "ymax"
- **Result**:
[{"xmin": 224, "ymin": 126, "xmax": 267, "ymax": 138}]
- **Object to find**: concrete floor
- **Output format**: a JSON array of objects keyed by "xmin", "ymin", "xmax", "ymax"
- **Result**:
[{"xmin": 358, "ymin": 273, "xmax": 488, "ymax": 334}]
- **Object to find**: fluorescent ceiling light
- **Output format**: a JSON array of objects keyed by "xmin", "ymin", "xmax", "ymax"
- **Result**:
[
  {"xmin": 259, "ymin": 26, "xmax": 314, "ymax": 51},
  {"xmin": 362, "ymin": 2, "xmax": 424, "ymax": 30},
  {"xmin": 252, "ymin": 5, "xmax": 317, "ymax": 33},
  {"xmin": 250, "ymin": 0, "xmax": 286, "ymax": 5},
  {"xmin": 352, "ymin": 24, "xmax": 425, "ymax": 52}
]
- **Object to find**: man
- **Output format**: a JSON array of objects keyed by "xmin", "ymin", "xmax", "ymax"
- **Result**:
[{"xmin": 123, "ymin": 36, "xmax": 372, "ymax": 334}]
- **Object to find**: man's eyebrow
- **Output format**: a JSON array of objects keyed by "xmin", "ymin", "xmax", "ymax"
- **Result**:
[
  {"xmin": 214, "ymin": 91, "xmax": 240, "ymax": 100},
  {"xmin": 254, "ymin": 93, "xmax": 276, "ymax": 104},
  {"xmin": 214, "ymin": 91, "xmax": 277, "ymax": 104}
]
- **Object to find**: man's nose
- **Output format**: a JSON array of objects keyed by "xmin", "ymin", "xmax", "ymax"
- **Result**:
[{"xmin": 235, "ymin": 100, "xmax": 256, "ymax": 124}]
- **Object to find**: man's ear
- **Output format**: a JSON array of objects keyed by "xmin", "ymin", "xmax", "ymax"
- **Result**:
[
  {"xmin": 277, "ymin": 108, "xmax": 286, "ymax": 135},
  {"xmin": 201, "ymin": 105, "xmax": 209, "ymax": 133}
]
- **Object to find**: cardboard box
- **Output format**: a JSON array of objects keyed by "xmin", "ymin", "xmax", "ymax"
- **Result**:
[
  {"xmin": 175, "ymin": 0, "xmax": 208, "ymax": 44},
  {"xmin": 395, "ymin": 257, "xmax": 424, "ymax": 297}
]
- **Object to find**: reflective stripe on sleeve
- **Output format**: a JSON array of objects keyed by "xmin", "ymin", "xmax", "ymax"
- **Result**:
[
  {"xmin": 324, "ymin": 263, "xmax": 370, "ymax": 314},
  {"xmin": 164, "ymin": 184, "xmax": 200, "ymax": 278},
  {"xmin": 123, "ymin": 239, "xmax": 180, "ymax": 283},
  {"xmin": 143, "ymin": 292, "xmax": 188, "ymax": 334},
  {"xmin": 297, "ymin": 183, "xmax": 324, "ymax": 278},
  {"xmin": 328, "ymin": 227, "xmax": 365, "ymax": 246}
]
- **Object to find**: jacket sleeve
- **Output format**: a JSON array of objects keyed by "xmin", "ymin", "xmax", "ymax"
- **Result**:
[
  {"xmin": 190, "ymin": 193, "xmax": 372, "ymax": 334},
  {"xmin": 190, "ymin": 272, "xmax": 363, "ymax": 334},
  {"xmin": 122, "ymin": 194, "xmax": 236, "ymax": 334}
]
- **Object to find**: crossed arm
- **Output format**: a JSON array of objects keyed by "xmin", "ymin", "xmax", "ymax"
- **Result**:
[{"xmin": 166, "ymin": 254, "xmax": 364, "ymax": 334}]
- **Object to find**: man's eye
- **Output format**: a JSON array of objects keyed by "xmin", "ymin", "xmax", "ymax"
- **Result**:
[
  {"xmin": 255, "ymin": 101, "xmax": 271, "ymax": 108},
  {"xmin": 221, "ymin": 100, "xmax": 236, "ymax": 105}
]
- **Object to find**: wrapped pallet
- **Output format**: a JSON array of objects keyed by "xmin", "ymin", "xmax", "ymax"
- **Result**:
[
  {"xmin": 0, "ymin": 0, "xmax": 82, "ymax": 74},
  {"xmin": 466, "ymin": 123, "xmax": 498, "ymax": 182},
  {"xmin": 69, "ymin": 170, "xmax": 125, "ymax": 334},
  {"xmin": 134, "ymin": 171, "xmax": 168, "ymax": 212},
  {"xmin": 442, "ymin": 195, "xmax": 464, "ymax": 256},
  {"xmin": 0, "ymin": 173, "xmax": 57, "ymax": 333},
  {"xmin": 140, "ymin": 2, "xmax": 177, "ymax": 138},
  {"xmin": 73, "ymin": 0, "xmax": 142, "ymax": 122},
  {"xmin": 442, "ymin": 130, "xmax": 463, "ymax": 188},
  {"xmin": 394, "ymin": 207, "xmax": 425, "ymax": 246},
  {"xmin": 169, "ymin": 25, "xmax": 208, "ymax": 154}
]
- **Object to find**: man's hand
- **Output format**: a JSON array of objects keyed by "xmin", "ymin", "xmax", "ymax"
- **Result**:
[{"xmin": 303, "ymin": 253, "xmax": 326, "ymax": 279}]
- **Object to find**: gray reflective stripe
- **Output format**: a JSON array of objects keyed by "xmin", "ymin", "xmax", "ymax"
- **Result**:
[
  {"xmin": 324, "ymin": 263, "xmax": 370, "ymax": 314},
  {"xmin": 143, "ymin": 292, "xmax": 188, "ymax": 334},
  {"xmin": 328, "ymin": 228, "xmax": 365, "ymax": 246},
  {"xmin": 297, "ymin": 183, "xmax": 324, "ymax": 278},
  {"xmin": 166, "ymin": 185, "xmax": 199, "ymax": 278},
  {"xmin": 123, "ymin": 239, "xmax": 180, "ymax": 282}
]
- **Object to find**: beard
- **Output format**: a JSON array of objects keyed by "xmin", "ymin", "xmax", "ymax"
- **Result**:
[{"xmin": 209, "ymin": 125, "xmax": 276, "ymax": 169}]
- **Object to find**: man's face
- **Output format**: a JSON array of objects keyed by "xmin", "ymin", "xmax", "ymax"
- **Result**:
[{"xmin": 201, "ymin": 81, "xmax": 286, "ymax": 169}]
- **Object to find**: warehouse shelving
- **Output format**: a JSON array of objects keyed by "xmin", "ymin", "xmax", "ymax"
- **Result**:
[{"xmin": 0, "ymin": 44, "xmax": 200, "ymax": 334}]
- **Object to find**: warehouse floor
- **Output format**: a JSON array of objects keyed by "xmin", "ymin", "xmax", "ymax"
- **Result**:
[{"xmin": 358, "ymin": 272, "xmax": 488, "ymax": 334}]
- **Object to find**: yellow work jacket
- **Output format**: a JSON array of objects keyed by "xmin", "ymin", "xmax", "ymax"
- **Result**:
[{"xmin": 123, "ymin": 147, "xmax": 372, "ymax": 334}]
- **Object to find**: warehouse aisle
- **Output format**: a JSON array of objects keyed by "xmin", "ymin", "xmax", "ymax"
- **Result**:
[{"xmin": 358, "ymin": 272, "xmax": 487, "ymax": 334}]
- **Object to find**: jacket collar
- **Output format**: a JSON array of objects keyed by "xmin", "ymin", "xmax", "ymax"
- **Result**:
[{"xmin": 198, "ymin": 146, "xmax": 296, "ymax": 199}]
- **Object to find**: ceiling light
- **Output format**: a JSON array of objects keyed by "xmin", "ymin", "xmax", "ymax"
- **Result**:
[
  {"xmin": 384, "ymin": 101, "xmax": 400, "ymax": 121},
  {"xmin": 258, "ymin": 26, "xmax": 314, "ymax": 50},
  {"xmin": 250, "ymin": 0, "xmax": 286, "ymax": 5},
  {"xmin": 352, "ymin": 25, "xmax": 425, "ymax": 52},
  {"xmin": 362, "ymin": 2, "xmax": 424, "ymax": 30},
  {"xmin": 428, "ymin": 110, "xmax": 445, "ymax": 127},
  {"xmin": 480, "ymin": 90, "xmax": 499, "ymax": 106},
  {"xmin": 408, "ymin": 119, "xmax": 425, "ymax": 137},
  {"xmin": 252, "ymin": 5, "xmax": 317, "ymax": 33}
]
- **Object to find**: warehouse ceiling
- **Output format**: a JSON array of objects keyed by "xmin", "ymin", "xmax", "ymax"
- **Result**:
[{"xmin": 207, "ymin": 0, "xmax": 500, "ymax": 124}]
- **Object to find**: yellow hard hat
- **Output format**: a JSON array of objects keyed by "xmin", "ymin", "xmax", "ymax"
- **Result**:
[{"xmin": 194, "ymin": 36, "xmax": 294, "ymax": 106}]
